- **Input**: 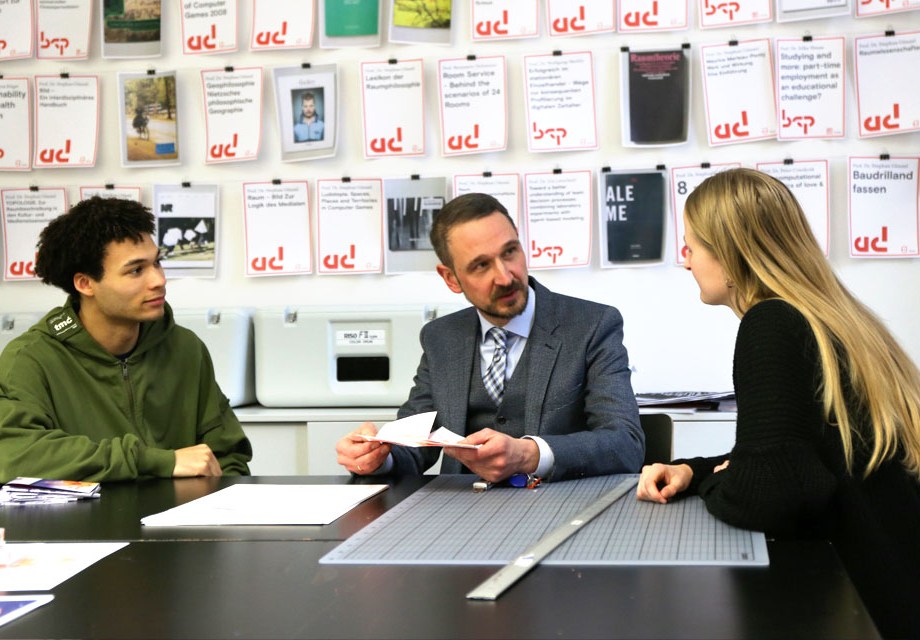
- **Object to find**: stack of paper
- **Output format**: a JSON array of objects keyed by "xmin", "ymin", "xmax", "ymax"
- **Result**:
[
  {"xmin": 636, "ymin": 391, "xmax": 735, "ymax": 407},
  {"xmin": 141, "ymin": 484, "xmax": 388, "ymax": 526},
  {"xmin": 0, "ymin": 478, "xmax": 101, "ymax": 505}
]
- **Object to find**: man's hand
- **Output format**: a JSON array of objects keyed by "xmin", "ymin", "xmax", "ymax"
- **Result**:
[
  {"xmin": 336, "ymin": 422, "xmax": 391, "ymax": 475},
  {"xmin": 635, "ymin": 463, "xmax": 693, "ymax": 504},
  {"xmin": 444, "ymin": 429, "xmax": 539, "ymax": 483},
  {"xmin": 173, "ymin": 444, "xmax": 222, "ymax": 477}
]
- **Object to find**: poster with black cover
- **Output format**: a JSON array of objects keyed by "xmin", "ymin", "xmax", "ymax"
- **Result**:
[
  {"xmin": 621, "ymin": 46, "xmax": 689, "ymax": 146},
  {"xmin": 599, "ymin": 169, "xmax": 665, "ymax": 266}
]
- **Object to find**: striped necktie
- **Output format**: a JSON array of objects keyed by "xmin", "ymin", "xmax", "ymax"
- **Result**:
[{"xmin": 483, "ymin": 327, "xmax": 509, "ymax": 405}]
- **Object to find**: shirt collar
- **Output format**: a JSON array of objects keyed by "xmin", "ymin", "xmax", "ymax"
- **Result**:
[{"xmin": 478, "ymin": 285, "xmax": 536, "ymax": 341}]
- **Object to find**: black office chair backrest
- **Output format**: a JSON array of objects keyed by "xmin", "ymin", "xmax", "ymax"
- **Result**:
[{"xmin": 639, "ymin": 413, "xmax": 673, "ymax": 466}]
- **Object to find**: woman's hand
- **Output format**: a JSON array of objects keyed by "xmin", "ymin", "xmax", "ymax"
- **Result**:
[{"xmin": 636, "ymin": 463, "xmax": 694, "ymax": 504}]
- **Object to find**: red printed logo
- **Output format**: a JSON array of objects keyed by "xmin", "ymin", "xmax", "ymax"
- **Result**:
[
  {"xmin": 251, "ymin": 246, "xmax": 284, "ymax": 271},
  {"xmin": 475, "ymin": 11, "xmax": 509, "ymax": 36},
  {"xmin": 255, "ymin": 21, "xmax": 287, "ymax": 46},
  {"xmin": 552, "ymin": 5, "xmax": 585, "ymax": 32},
  {"xmin": 322, "ymin": 244, "xmax": 357, "ymax": 270}
]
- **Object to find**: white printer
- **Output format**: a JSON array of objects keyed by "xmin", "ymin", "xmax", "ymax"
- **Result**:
[
  {"xmin": 0, "ymin": 312, "xmax": 43, "ymax": 354},
  {"xmin": 253, "ymin": 304, "xmax": 462, "ymax": 407},
  {"xmin": 172, "ymin": 308, "xmax": 256, "ymax": 407}
]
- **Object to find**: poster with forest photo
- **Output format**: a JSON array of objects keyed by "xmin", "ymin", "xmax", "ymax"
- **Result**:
[
  {"xmin": 101, "ymin": 0, "xmax": 162, "ymax": 58},
  {"xmin": 117, "ymin": 70, "xmax": 180, "ymax": 167}
]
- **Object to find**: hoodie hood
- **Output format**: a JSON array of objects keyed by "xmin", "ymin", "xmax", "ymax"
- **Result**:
[{"xmin": 36, "ymin": 297, "xmax": 174, "ymax": 363}]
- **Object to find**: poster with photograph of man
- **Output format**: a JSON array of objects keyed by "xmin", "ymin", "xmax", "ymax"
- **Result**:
[
  {"xmin": 118, "ymin": 70, "xmax": 180, "ymax": 167},
  {"xmin": 152, "ymin": 183, "xmax": 218, "ymax": 277},
  {"xmin": 292, "ymin": 88, "xmax": 325, "ymax": 142},
  {"xmin": 273, "ymin": 64, "xmax": 337, "ymax": 161},
  {"xmin": 383, "ymin": 176, "xmax": 447, "ymax": 274},
  {"xmin": 101, "ymin": 0, "xmax": 162, "ymax": 58}
]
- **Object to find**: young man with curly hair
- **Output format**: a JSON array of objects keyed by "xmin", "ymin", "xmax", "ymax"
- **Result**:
[{"xmin": 0, "ymin": 196, "xmax": 251, "ymax": 482}]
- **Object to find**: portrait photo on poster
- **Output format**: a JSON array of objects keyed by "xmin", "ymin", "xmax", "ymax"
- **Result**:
[
  {"xmin": 117, "ymin": 70, "xmax": 180, "ymax": 167},
  {"xmin": 273, "ymin": 64, "xmax": 337, "ymax": 161}
]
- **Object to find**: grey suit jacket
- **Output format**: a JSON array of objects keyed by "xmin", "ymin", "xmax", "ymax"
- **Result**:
[{"xmin": 391, "ymin": 278, "xmax": 644, "ymax": 480}]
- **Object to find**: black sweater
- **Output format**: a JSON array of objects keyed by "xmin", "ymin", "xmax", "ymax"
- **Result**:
[{"xmin": 678, "ymin": 299, "xmax": 920, "ymax": 639}]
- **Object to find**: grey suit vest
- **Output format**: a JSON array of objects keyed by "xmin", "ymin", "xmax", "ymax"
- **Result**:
[{"xmin": 466, "ymin": 338, "xmax": 530, "ymax": 441}]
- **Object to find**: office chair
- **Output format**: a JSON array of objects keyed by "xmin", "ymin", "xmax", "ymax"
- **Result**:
[{"xmin": 639, "ymin": 413, "xmax": 673, "ymax": 465}]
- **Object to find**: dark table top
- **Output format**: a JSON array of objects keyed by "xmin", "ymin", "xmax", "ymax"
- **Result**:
[
  {"xmin": 0, "ymin": 539, "xmax": 880, "ymax": 640},
  {"xmin": 0, "ymin": 474, "xmax": 430, "ymax": 543},
  {"xmin": 0, "ymin": 475, "xmax": 881, "ymax": 639}
]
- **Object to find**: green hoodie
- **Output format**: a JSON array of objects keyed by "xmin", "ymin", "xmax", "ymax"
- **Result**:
[{"xmin": 0, "ymin": 299, "xmax": 252, "ymax": 482}]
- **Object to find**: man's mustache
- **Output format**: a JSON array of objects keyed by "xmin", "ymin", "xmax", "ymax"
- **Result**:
[{"xmin": 492, "ymin": 280, "xmax": 523, "ymax": 300}]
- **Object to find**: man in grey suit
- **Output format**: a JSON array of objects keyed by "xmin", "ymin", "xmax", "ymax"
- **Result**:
[{"xmin": 336, "ymin": 193, "xmax": 644, "ymax": 482}]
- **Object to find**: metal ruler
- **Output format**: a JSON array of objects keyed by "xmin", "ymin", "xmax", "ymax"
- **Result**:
[{"xmin": 465, "ymin": 477, "xmax": 639, "ymax": 600}]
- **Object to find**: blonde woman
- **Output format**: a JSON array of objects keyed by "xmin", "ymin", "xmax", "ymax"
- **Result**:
[{"xmin": 637, "ymin": 168, "xmax": 920, "ymax": 639}]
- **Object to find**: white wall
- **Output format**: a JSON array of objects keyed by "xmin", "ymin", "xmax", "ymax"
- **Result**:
[{"xmin": 2, "ymin": 3, "xmax": 919, "ymax": 394}]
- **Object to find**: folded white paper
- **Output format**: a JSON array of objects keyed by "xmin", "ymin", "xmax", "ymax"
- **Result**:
[{"xmin": 360, "ymin": 412, "xmax": 480, "ymax": 449}]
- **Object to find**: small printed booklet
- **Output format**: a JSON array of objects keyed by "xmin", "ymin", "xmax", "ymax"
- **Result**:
[
  {"xmin": 0, "ymin": 478, "xmax": 101, "ymax": 505},
  {"xmin": 0, "ymin": 595, "xmax": 54, "ymax": 628}
]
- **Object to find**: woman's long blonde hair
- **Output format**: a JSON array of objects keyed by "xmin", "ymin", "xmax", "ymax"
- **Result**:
[{"xmin": 684, "ymin": 168, "xmax": 920, "ymax": 478}]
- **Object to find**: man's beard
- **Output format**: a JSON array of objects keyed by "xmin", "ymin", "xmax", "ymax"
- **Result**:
[{"xmin": 479, "ymin": 279, "xmax": 527, "ymax": 320}]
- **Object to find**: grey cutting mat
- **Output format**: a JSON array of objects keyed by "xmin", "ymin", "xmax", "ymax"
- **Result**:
[{"xmin": 320, "ymin": 474, "xmax": 769, "ymax": 566}]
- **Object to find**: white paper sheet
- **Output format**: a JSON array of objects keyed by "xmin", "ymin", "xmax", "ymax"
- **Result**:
[
  {"xmin": 523, "ymin": 52, "xmax": 598, "ymax": 152},
  {"xmin": 140, "ymin": 484, "xmax": 388, "ymax": 526},
  {"xmin": 1, "ymin": 187, "xmax": 67, "ymax": 281},
  {"xmin": 547, "ymin": 0, "xmax": 615, "ymax": 36},
  {"xmin": 756, "ymin": 159, "xmax": 831, "ymax": 255},
  {"xmin": 524, "ymin": 170, "xmax": 593, "ymax": 269},
  {"xmin": 453, "ymin": 173, "xmax": 521, "ymax": 229},
  {"xmin": 250, "ymin": 0, "xmax": 314, "ymax": 50},
  {"xmin": 180, "ymin": 0, "xmax": 237, "ymax": 54},
  {"xmin": 471, "ymin": 0, "xmax": 539, "ymax": 41},
  {"xmin": 361, "ymin": 59, "xmax": 425, "ymax": 159},
  {"xmin": 0, "ymin": 77, "xmax": 31, "ymax": 170},
  {"xmin": 848, "ymin": 156, "xmax": 920, "ymax": 258},
  {"xmin": 243, "ymin": 180, "xmax": 312, "ymax": 276},
  {"xmin": 856, "ymin": 0, "xmax": 920, "ymax": 17},
  {"xmin": 438, "ymin": 55, "xmax": 507, "ymax": 156},
  {"xmin": 618, "ymin": 0, "xmax": 689, "ymax": 32},
  {"xmin": 0, "ymin": 542, "xmax": 127, "ymax": 591},
  {"xmin": 699, "ymin": 0, "xmax": 771, "ymax": 28},
  {"xmin": 775, "ymin": 37, "xmax": 846, "ymax": 140},
  {"xmin": 34, "ymin": 75, "xmax": 99, "ymax": 168},
  {"xmin": 201, "ymin": 67, "xmax": 263, "ymax": 163},
  {"xmin": 316, "ymin": 178, "xmax": 384, "ymax": 274},
  {"xmin": 37, "ymin": 0, "xmax": 92, "ymax": 59},
  {"xmin": 361, "ymin": 411, "xmax": 479, "ymax": 449},
  {"xmin": 700, "ymin": 39, "xmax": 776, "ymax": 146},
  {"xmin": 0, "ymin": 0, "xmax": 34, "ymax": 60},
  {"xmin": 854, "ymin": 32, "xmax": 920, "ymax": 139}
]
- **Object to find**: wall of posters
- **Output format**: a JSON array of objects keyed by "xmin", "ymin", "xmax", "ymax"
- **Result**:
[{"xmin": 1, "ymin": 6, "xmax": 919, "ymax": 394}]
